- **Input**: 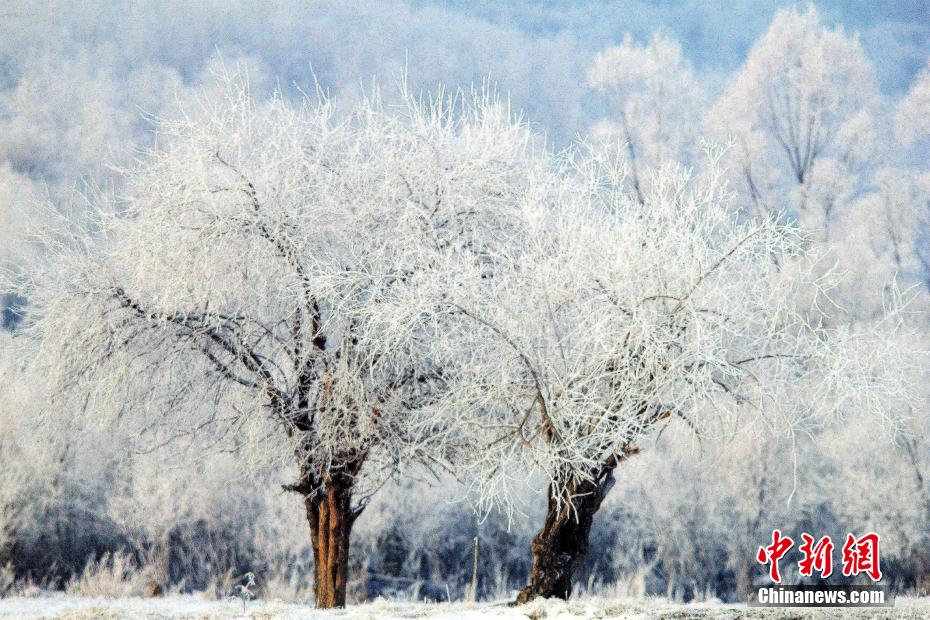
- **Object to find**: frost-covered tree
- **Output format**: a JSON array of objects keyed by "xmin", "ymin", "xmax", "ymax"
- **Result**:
[
  {"xmin": 0, "ymin": 333, "xmax": 51, "ymax": 568},
  {"xmin": 706, "ymin": 5, "xmax": 880, "ymax": 237},
  {"xmin": 0, "ymin": 164, "xmax": 41, "ymax": 330},
  {"xmin": 430, "ymin": 145, "xmax": 922, "ymax": 602},
  {"xmin": 586, "ymin": 34, "xmax": 705, "ymax": 203},
  {"xmin": 834, "ymin": 168, "xmax": 930, "ymax": 307},
  {"xmin": 604, "ymin": 422, "xmax": 802, "ymax": 601},
  {"xmin": 817, "ymin": 318, "xmax": 930, "ymax": 592},
  {"xmin": 9, "ymin": 76, "xmax": 539, "ymax": 608},
  {"xmin": 895, "ymin": 58, "xmax": 930, "ymax": 156}
]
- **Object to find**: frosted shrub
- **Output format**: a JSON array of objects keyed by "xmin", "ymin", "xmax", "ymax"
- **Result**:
[{"xmin": 65, "ymin": 552, "xmax": 148, "ymax": 598}]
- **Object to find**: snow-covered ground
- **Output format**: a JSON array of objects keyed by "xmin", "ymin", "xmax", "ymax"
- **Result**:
[{"xmin": 0, "ymin": 595, "xmax": 928, "ymax": 619}]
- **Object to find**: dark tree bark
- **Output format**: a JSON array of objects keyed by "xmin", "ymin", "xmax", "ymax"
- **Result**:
[
  {"xmin": 295, "ymin": 455, "xmax": 365, "ymax": 609},
  {"xmin": 516, "ymin": 462, "xmax": 617, "ymax": 603}
]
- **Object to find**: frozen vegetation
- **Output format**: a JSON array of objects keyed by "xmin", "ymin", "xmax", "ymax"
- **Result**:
[{"xmin": 0, "ymin": 2, "xmax": 928, "ymax": 618}]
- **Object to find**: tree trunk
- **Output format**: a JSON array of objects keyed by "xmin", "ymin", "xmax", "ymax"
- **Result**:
[
  {"xmin": 516, "ymin": 463, "xmax": 616, "ymax": 603},
  {"xmin": 303, "ymin": 467, "xmax": 360, "ymax": 608},
  {"xmin": 734, "ymin": 553, "xmax": 755, "ymax": 601}
]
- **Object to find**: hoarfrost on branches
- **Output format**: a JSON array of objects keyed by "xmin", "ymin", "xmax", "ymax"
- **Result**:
[
  {"xmin": 429, "ymin": 144, "xmax": 922, "ymax": 515},
  {"xmin": 586, "ymin": 34, "xmax": 706, "ymax": 202},
  {"xmin": 706, "ymin": 5, "xmax": 880, "ymax": 232},
  {"xmin": 10, "ymin": 72, "xmax": 545, "ymax": 606}
]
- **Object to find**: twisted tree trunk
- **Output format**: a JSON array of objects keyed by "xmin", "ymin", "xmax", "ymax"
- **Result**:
[
  {"xmin": 295, "ymin": 456, "xmax": 365, "ymax": 609},
  {"xmin": 516, "ymin": 462, "xmax": 617, "ymax": 603}
]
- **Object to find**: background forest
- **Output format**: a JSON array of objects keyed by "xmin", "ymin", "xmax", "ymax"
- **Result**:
[{"xmin": 0, "ymin": 0, "xmax": 928, "ymax": 606}]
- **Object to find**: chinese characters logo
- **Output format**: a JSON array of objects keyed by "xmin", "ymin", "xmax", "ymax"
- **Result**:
[{"xmin": 757, "ymin": 530, "xmax": 882, "ymax": 583}]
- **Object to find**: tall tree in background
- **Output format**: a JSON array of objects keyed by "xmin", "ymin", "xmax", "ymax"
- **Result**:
[
  {"xmin": 837, "ymin": 169, "xmax": 930, "ymax": 307},
  {"xmin": 888, "ymin": 61, "xmax": 930, "ymax": 293},
  {"xmin": 586, "ymin": 34, "xmax": 705, "ymax": 203},
  {"xmin": 706, "ymin": 5, "xmax": 880, "ymax": 239},
  {"xmin": 11, "ymin": 76, "xmax": 539, "ymax": 608},
  {"xmin": 895, "ymin": 58, "xmax": 930, "ymax": 156}
]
